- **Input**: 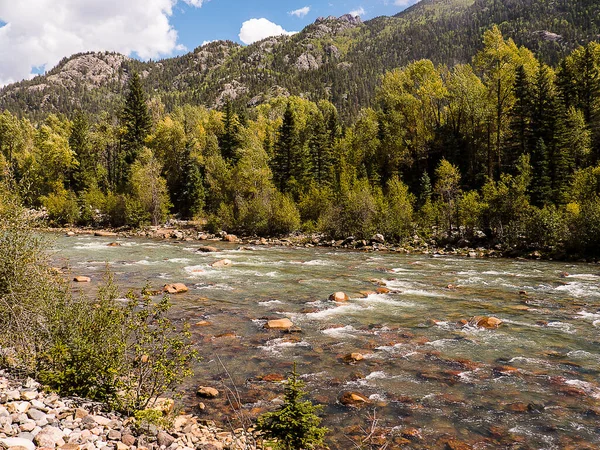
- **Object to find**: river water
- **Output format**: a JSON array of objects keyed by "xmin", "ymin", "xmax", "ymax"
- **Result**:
[{"xmin": 51, "ymin": 234, "xmax": 600, "ymax": 449}]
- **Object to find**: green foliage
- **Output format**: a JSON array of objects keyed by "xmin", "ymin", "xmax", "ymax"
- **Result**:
[
  {"xmin": 256, "ymin": 363, "xmax": 327, "ymax": 450},
  {"xmin": 41, "ymin": 186, "xmax": 80, "ymax": 225}
]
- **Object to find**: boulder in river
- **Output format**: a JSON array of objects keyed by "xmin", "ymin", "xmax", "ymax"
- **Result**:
[
  {"xmin": 223, "ymin": 234, "xmax": 238, "ymax": 242},
  {"xmin": 339, "ymin": 391, "xmax": 370, "ymax": 406},
  {"xmin": 197, "ymin": 246, "xmax": 219, "ymax": 253},
  {"xmin": 163, "ymin": 283, "xmax": 189, "ymax": 294},
  {"xmin": 211, "ymin": 259, "xmax": 232, "ymax": 268},
  {"xmin": 329, "ymin": 292, "xmax": 349, "ymax": 302},
  {"xmin": 196, "ymin": 386, "xmax": 219, "ymax": 398},
  {"xmin": 471, "ymin": 316, "xmax": 503, "ymax": 329},
  {"xmin": 94, "ymin": 231, "xmax": 117, "ymax": 237},
  {"xmin": 107, "ymin": 242, "xmax": 121, "ymax": 247},
  {"xmin": 371, "ymin": 234, "xmax": 385, "ymax": 244},
  {"xmin": 343, "ymin": 353, "xmax": 364, "ymax": 363},
  {"xmin": 73, "ymin": 276, "xmax": 91, "ymax": 283},
  {"xmin": 264, "ymin": 318, "xmax": 294, "ymax": 330}
]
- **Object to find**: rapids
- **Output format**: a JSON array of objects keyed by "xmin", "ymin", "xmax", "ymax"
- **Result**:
[{"xmin": 52, "ymin": 234, "xmax": 600, "ymax": 449}]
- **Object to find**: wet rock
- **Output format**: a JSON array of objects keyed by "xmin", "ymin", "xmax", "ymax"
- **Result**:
[
  {"xmin": 211, "ymin": 259, "xmax": 232, "ymax": 268},
  {"xmin": 375, "ymin": 287, "xmax": 390, "ymax": 294},
  {"xmin": 329, "ymin": 292, "xmax": 349, "ymax": 302},
  {"xmin": 339, "ymin": 391, "xmax": 370, "ymax": 406},
  {"xmin": 444, "ymin": 439, "xmax": 473, "ymax": 450},
  {"xmin": 197, "ymin": 246, "xmax": 218, "ymax": 253},
  {"xmin": 107, "ymin": 242, "xmax": 121, "ymax": 247},
  {"xmin": 342, "ymin": 353, "xmax": 364, "ymax": 363},
  {"xmin": 223, "ymin": 234, "xmax": 238, "ymax": 242},
  {"xmin": 196, "ymin": 386, "xmax": 219, "ymax": 398},
  {"xmin": 73, "ymin": 276, "xmax": 91, "ymax": 283},
  {"xmin": 401, "ymin": 428, "xmax": 422, "ymax": 440},
  {"xmin": 163, "ymin": 283, "xmax": 188, "ymax": 294},
  {"xmin": 258, "ymin": 374, "xmax": 285, "ymax": 382},
  {"xmin": 264, "ymin": 318, "xmax": 294, "ymax": 330},
  {"xmin": 470, "ymin": 316, "xmax": 503, "ymax": 329},
  {"xmin": 94, "ymin": 231, "xmax": 117, "ymax": 237},
  {"xmin": 358, "ymin": 291, "xmax": 376, "ymax": 298},
  {"xmin": 506, "ymin": 402, "xmax": 528, "ymax": 412},
  {"xmin": 492, "ymin": 366, "xmax": 519, "ymax": 377},
  {"xmin": 371, "ymin": 234, "xmax": 385, "ymax": 244},
  {"xmin": 559, "ymin": 271, "xmax": 569, "ymax": 278}
]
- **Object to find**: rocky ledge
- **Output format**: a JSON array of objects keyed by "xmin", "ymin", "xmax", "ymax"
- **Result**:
[{"xmin": 0, "ymin": 372, "xmax": 257, "ymax": 450}]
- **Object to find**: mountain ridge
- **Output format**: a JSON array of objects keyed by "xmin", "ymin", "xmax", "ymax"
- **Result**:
[{"xmin": 0, "ymin": 0, "xmax": 598, "ymax": 121}]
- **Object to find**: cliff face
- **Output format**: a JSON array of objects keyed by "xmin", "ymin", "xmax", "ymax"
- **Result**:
[{"xmin": 0, "ymin": 0, "xmax": 597, "ymax": 121}]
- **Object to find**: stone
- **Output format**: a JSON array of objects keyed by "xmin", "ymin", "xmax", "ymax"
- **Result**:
[
  {"xmin": 197, "ymin": 246, "xmax": 218, "ymax": 253},
  {"xmin": 90, "ymin": 416, "xmax": 111, "ymax": 426},
  {"xmin": 34, "ymin": 426, "xmax": 64, "ymax": 448},
  {"xmin": 20, "ymin": 391, "xmax": 37, "ymax": 401},
  {"xmin": 156, "ymin": 431, "xmax": 175, "ymax": 448},
  {"xmin": 0, "ymin": 438, "xmax": 36, "ymax": 450},
  {"xmin": 343, "ymin": 353, "xmax": 364, "ymax": 363},
  {"xmin": 264, "ymin": 318, "xmax": 294, "ymax": 330},
  {"xmin": 163, "ymin": 283, "xmax": 189, "ymax": 294},
  {"xmin": 329, "ymin": 292, "xmax": 349, "ymax": 302},
  {"xmin": 375, "ymin": 287, "xmax": 390, "ymax": 294},
  {"xmin": 107, "ymin": 242, "xmax": 121, "ymax": 247},
  {"xmin": 196, "ymin": 386, "xmax": 219, "ymax": 398},
  {"xmin": 59, "ymin": 445, "xmax": 81, "ymax": 450},
  {"xmin": 339, "ymin": 391, "xmax": 370, "ymax": 406},
  {"xmin": 471, "ymin": 316, "xmax": 503, "ymax": 329},
  {"xmin": 223, "ymin": 234, "xmax": 238, "ymax": 242},
  {"xmin": 371, "ymin": 234, "xmax": 385, "ymax": 244},
  {"xmin": 73, "ymin": 276, "xmax": 91, "ymax": 283},
  {"xmin": 74, "ymin": 409, "xmax": 88, "ymax": 420},
  {"xmin": 27, "ymin": 409, "xmax": 45, "ymax": 421},
  {"xmin": 120, "ymin": 435, "xmax": 135, "ymax": 447},
  {"xmin": 210, "ymin": 259, "xmax": 232, "ymax": 268},
  {"xmin": 107, "ymin": 430, "xmax": 121, "ymax": 441},
  {"xmin": 401, "ymin": 428, "xmax": 421, "ymax": 440},
  {"xmin": 115, "ymin": 442, "xmax": 129, "ymax": 450},
  {"xmin": 94, "ymin": 231, "xmax": 118, "ymax": 237}
]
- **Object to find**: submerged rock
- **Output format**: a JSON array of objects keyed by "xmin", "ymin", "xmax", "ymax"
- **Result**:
[
  {"xmin": 163, "ymin": 283, "xmax": 189, "ymax": 294},
  {"xmin": 343, "ymin": 353, "xmax": 364, "ymax": 363},
  {"xmin": 470, "ymin": 316, "xmax": 503, "ymax": 329},
  {"xmin": 211, "ymin": 259, "xmax": 233, "ymax": 268},
  {"xmin": 197, "ymin": 246, "xmax": 219, "ymax": 253}
]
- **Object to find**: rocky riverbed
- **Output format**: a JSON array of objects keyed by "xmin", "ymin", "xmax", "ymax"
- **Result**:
[{"xmin": 0, "ymin": 372, "xmax": 257, "ymax": 450}]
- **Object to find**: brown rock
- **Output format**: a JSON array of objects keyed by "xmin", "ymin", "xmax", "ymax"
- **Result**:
[
  {"xmin": 339, "ymin": 391, "xmax": 370, "ymax": 406},
  {"xmin": 259, "ymin": 374, "xmax": 285, "ymax": 382},
  {"xmin": 156, "ymin": 431, "xmax": 175, "ymax": 448},
  {"xmin": 94, "ymin": 231, "xmax": 118, "ymax": 237},
  {"xmin": 375, "ymin": 287, "xmax": 390, "ymax": 294},
  {"xmin": 197, "ymin": 246, "xmax": 219, "ymax": 253},
  {"xmin": 264, "ymin": 318, "xmax": 294, "ymax": 330},
  {"xmin": 358, "ymin": 291, "xmax": 376, "ymax": 298},
  {"xmin": 223, "ymin": 234, "xmax": 238, "ymax": 242},
  {"xmin": 197, "ymin": 386, "xmax": 219, "ymax": 398},
  {"xmin": 107, "ymin": 242, "xmax": 121, "ymax": 247},
  {"xmin": 329, "ymin": 292, "xmax": 349, "ymax": 302},
  {"xmin": 343, "ymin": 353, "xmax": 364, "ymax": 363},
  {"xmin": 74, "ymin": 408, "xmax": 88, "ymax": 419},
  {"xmin": 163, "ymin": 283, "xmax": 188, "ymax": 294},
  {"xmin": 121, "ymin": 435, "xmax": 136, "ymax": 447},
  {"xmin": 401, "ymin": 428, "xmax": 422, "ymax": 440},
  {"xmin": 471, "ymin": 316, "xmax": 503, "ymax": 329},
  {"xmin": 195, "ymin": 320, "xmax": 212, "ymax": 327},
  {"xmin": 73, "ymin": 276, "xmax": 91, "ymax": 283},
  {"xmin": 445, "ymin": 439, "xmax": 473, "ymax": 450}
]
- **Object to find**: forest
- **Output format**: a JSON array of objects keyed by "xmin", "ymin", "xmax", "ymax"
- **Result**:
[{"xmin": 1, "ymin": 27, "xmax": 599, "ymax": 259}]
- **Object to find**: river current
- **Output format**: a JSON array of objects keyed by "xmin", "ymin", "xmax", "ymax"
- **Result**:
[{"xmin": 51, "ymin": 234, "xmax": 600, "ymax": 449}]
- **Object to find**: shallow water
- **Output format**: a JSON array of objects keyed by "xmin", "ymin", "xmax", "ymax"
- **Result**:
[{"xmin": 52, "ymin": 234, "xmax": 600, "ymax": 449}]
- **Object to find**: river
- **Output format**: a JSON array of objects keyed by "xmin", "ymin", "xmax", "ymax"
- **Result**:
[{"xmin": 50, "ymin": 233, "xmax": 600, "ymax": 449}]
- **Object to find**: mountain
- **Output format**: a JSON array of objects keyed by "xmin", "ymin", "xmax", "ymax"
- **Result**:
[{"xmin": 0, "ymin": 0, "xmax": 598, "ymax": 122}]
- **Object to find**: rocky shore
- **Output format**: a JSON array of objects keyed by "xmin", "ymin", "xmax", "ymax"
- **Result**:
[
  {"xmin": 47, "ymin": 224, "xmax": 535, "ymax": 261},
  {"xmin": 0, "ymin": 372, "xmax": 258, "ymax": 450}
]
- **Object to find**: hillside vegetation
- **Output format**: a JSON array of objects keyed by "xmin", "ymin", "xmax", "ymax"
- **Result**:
[{"xmin": 0, "ymin": 0, "xmax": 598, "ymax": 121}]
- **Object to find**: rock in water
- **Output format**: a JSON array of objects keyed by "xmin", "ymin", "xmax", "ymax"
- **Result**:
[
  {"xmin": 163, "ymin": 283, "xmax": 189, "ymax": 294},
  {"xmin": 264, "ymin": 318, "xmax": 294, "ymax": 330},
  {"xmin": 339, "ymin": 391, "xmax": 370, "ymax": 406},
  {"xmin": 197, "ymin": 246, "xmax": 219, "ymax": 253},
  {"xmin": 343, "ymin": 353, "xmax": 364, "ymax": 363},
  {"xmin": 471, "ymin": 316, "xmax": 503, "ymax": 329},
  {"xmin": 329, "ymin": 292, "xmax": 349, "ymax": 302},
  {"xmin": 73, "ymin": 276, "xmax": 91, "ymax": 283},
  {"xmin": 196, "ymin": 386, "xmax": 219, "ymax": 398},
  {"xmin": 211, "ymin": 259, "xmax": 232, "ymax": 268}
]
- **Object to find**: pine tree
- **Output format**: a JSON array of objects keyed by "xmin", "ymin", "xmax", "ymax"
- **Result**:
[
  {"xmin": 307, "ymin": 112, "xmax": 333, "ymax": 186},
  {"xmin": 173, "ymin": 144, "xmax": 205, "ymax": 219},
  {"xmin": 219, "ymin": 100, "xmax": 241, "ymax": 163},
  {"xmin": 507, "ymin": 65, "xmax": 532, "ymax": 171},
  {"xmin": 121, "ymin": 72, "xmax": 152, "ymax": 183},
  {"xmin": 530, "ymin": 138, "xmax": 552, "ymax": 206},
  {"xmin": 69, "ymin": 111, "xmax": 94, "ymax": 192},
  {"xmin": 256, "ymin": 363, "xmax": 327, "ymax": 450}
]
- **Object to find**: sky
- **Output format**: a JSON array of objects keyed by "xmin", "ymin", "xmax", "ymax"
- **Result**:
[{"xmin": 0, "ymin": 0, "xmax": 420, "ymax": 86}]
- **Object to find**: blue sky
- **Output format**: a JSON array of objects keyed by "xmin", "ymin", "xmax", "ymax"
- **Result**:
[
  {"xmin": 172, "ymin": 1, "xmax": 415, "ymax": 51},
  {"xmin": 0, "ymin": 0, "xmax": 418, "ymax": 85}
]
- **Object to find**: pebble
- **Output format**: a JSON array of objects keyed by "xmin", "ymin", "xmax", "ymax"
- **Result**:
[{"xmin": 0, "ymin": 372, "xmax": 255, "ymax": 450}]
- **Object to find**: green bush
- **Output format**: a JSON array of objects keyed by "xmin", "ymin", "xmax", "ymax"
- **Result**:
[
  {"xmin": 41, "ymin": 187, "xmax": 80, "ymax": 225},
  {"xmin": 257, "ymin": 364, "xmax": 327, "ymax": 450},
  {"xmin": 269, "ymin": 191, "xmax": 301, "ymax": 235}
]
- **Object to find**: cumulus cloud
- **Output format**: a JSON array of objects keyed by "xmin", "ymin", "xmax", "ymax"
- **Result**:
[
  {"xmin": 238, "ymin": 18, "xmax": 296, "ymax": 45},
  {"xmin": 289, "ymin": 6, "xmax": 310, "ymax": 18},
  {"xmin": 394, "ymin": 0, "xmax": 415, "ymax": 5},
  {"xmin": 0, "ymin": 0, "xmax": 206, "ymax": 86},
  {"xmin": 349, "ymin": 7, "xmax": 366, "ymax": 17}
]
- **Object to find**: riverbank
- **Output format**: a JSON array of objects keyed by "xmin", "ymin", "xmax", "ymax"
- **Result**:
[
  {"xmin": 0, "ymin": 371, "xmax": 258, "ymax": 450},
  {"xmin": 44, "ymin": 224, "xmax": 571, "ymax": 262}
]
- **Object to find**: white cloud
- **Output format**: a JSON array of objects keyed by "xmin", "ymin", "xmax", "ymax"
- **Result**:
[
  {"xmin": 289, "ymin": 6, "xmax": 310, "ymax": 18},
  {"xmin": 349, "ymin": 7, "xmax": 365, "ymax": 17},
  {"xmin": 238, "ymin": 18, "xmax": 296, "ymax": 45},
  {"xmin": 0, "ymin": 0, "xmax": 206, "ymax": 86},
  {"xmin": 394, "ymin": 0, "xmax": 414, "ymax": 5}
]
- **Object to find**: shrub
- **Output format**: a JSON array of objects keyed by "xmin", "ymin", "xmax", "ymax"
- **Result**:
[
  {"xmin": 256, "ymin": 363, "xmax": 327, "ymax": 450},
  {"xmin": 41, "ymin": 187, "xmax": 80, "ymax": 225}
]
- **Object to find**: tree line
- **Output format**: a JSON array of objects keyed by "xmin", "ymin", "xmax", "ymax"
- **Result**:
[{"xmin": 1, "ymin": 27, "xmax": 599, "ymax": 258}]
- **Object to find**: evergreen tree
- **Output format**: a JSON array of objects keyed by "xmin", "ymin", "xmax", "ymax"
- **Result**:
[
  {"xmin": 173, "ymin": 144, "xmax": 205, "ymax": 219},
  {"xmin": 530, "ymin": 138, "xmax": 552, "ymax": 206},
  {"xmin": 256, "ymin": 363, "xmax": 327, "ymax": 450},
  {"xmin": 121, "ymin": 72, "xmax": 152, "ymax": 185},
  {"xmin": 219, "ymin": 100, "xmax": 241, "ymax": 163},
  {"xmin": 507, "ymin": 65, "xmax": 533, "ymax": 170},
  {"xmin": 69, "ymin": 111, "xmax": 94, "ymax": 192},
  {"xmin": 307, "ymin": 111, "xmax": 333, "ymax": 186}
]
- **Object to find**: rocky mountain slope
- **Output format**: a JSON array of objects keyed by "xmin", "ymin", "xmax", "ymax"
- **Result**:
[{"xmin": 0, "ymin": 0, "xmax": 598, "ymax": 121}]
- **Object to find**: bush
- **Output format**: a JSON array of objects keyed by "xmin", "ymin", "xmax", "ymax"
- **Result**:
[
  {"xmin": 256, "ymin": 364, "xmax": 327, "ymax": 450},
  {"xmin": 269, "ymin": 192, "xmax": 301, "ymax": 235},
  {"xmin": 41, "ymin": 187, "xmax": 80, "ymax": 225}
]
